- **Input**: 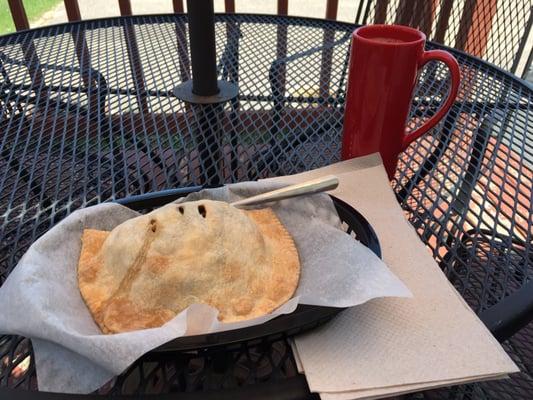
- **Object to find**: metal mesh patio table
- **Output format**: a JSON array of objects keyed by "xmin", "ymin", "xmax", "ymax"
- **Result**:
[{"xmin": 0, "ymin": 14, "xmax": 531, "ymax": 399}]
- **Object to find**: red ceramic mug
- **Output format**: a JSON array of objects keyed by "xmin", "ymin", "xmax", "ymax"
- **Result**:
[{"xmin": 341, "ymin": 24, "xmax": 461, "ymax": 179}]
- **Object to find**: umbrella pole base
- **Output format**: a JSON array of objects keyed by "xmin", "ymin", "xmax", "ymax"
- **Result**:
[{"xmin": 174, "ymin": 80, "xmax": 238, "ymax": 104}]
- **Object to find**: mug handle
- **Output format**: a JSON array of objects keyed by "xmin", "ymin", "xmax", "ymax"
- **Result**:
[{"xmin": 402, "ymin": 50, "xmax": 461, "ymax": 150}]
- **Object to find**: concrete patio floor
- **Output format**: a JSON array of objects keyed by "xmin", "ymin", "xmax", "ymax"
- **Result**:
[{"xmin": 33, "ymin": 0, "xmax": 360, "ymax": 26}]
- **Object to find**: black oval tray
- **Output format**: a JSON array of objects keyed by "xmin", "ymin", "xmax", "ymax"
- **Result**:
[{"xmin": 116, "ymin": 187, "xmax": 381, "ymax": 352}]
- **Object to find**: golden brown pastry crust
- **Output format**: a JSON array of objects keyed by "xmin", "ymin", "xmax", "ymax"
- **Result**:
[{"xmin": 78, "ymin": 201, "xmax": 300, "ymax": 334}]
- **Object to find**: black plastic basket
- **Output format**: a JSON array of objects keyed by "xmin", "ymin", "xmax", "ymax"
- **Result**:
[{"xmin": 115, "ymin": 187, "xmax": 381, "ymax": 352}]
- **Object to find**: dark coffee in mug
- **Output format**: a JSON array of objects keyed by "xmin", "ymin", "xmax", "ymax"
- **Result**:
[{"xmin": 371, "ymin": 37, "xmax": 405, "ymax": 44}]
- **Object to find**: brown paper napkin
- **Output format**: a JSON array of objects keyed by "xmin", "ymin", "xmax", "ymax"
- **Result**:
[{"xmin": 267, "ymin": 154, "xmax": 518, "ymax": 399}]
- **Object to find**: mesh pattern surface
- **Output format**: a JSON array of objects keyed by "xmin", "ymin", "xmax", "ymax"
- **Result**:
[{"xmin": 0, "ymin": 14, "xmax": 532, "ymax": 399}]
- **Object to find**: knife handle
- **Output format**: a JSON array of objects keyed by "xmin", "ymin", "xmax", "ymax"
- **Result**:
[{"xmin": 231, "ymin": 175, "xmax": 339, "ymax": 208}]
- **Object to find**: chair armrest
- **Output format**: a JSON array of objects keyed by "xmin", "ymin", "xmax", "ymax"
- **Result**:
[
  {"xmin": 0, "ymin": 51, "xmax": 108, "ymax": 92},
  {"xmin": 480, "ymin": 280, "xmax": 533, "ymax": 342},
  {"xmin": 268, "ymin": 30, "xmax": 352, "ymax": 91}
]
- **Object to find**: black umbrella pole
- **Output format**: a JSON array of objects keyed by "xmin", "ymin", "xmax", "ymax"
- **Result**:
[
  {"xmin": 174, "ymin": 0, "xmax": 238, "ymax": 186},
  {"xmin": 187, "ymin": 0, "xmax": 219, "ymax": 96}
]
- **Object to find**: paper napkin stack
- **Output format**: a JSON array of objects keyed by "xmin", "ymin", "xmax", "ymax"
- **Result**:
[{"xmin": 267, "ymin": 154, "xmax": 518, "ymax": 400}]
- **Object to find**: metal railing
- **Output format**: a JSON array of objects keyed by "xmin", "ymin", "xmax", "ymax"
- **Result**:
[{"xmin": 5, "ymin": 0, "xmax": 533, "ymax": 79}]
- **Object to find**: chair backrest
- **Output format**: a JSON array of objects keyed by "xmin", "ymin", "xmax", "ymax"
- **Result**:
[{"xmin": 6, "ymin": 0, "xmax": 532, "ymax": 77}]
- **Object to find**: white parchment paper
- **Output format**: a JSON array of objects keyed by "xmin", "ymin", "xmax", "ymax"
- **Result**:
[{"xmin": 0, "ymin": 181, "xmax": 411, "ymax": 393}]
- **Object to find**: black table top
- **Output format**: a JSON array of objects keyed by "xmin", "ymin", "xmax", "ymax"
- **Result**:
[{"xmin": 0, "ymin": 14, "xmax": 531, "ymax": 400}]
